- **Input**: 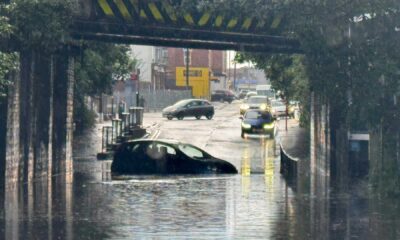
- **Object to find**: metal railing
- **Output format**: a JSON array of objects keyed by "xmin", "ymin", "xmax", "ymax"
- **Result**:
[
  {"xmin": 280, "ymin": 144, "xmax": 298, "ymax": 179},
  {"xmin": 100, "ymin": 107, "xmax": 144, "ymax": 153}
]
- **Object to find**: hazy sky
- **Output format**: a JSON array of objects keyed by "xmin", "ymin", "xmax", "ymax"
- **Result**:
[{"xmin": 226, "ymin": 50, "xmax": 254, "ymax": 69}]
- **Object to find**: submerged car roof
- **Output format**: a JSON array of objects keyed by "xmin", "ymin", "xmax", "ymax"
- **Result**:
[{"xmin": 124, "ymin": 139, "xmax": 182, "ymax": 145}]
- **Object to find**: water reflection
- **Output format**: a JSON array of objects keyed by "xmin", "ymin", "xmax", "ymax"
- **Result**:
[
  {"xmin": 1, "ymin": 157, "xmax": 399, "ymax": 239},
  {"xmin": 3, "ymin": 173, "xmax": 74, "ymax": 240}
]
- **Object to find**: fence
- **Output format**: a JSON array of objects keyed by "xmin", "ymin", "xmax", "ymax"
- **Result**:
[
  {"xmin": 100, "ymin": 89, "xmax": 192, "ymax": 120},
  {"xmin": 129, "ymin": 89, "xmax": 192, "ymax": 112},
  {"xmin": 100, "ymin": 107, "xmax": 145, "ymax": 153},
  {"xmin": 280, "ymin": 144, "xmax": 298, "ymax": 179}
]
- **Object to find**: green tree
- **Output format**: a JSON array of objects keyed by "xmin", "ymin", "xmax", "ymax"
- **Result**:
[
  {"xmin": 236, "ymin": 53, "xmax": 310, "ymax": 127},
  {"xmin": 74, "ymin": 43, "xmax": 139, "ymax": 133},
  {"xmin": 0, "ymin": 3, "xmax": 18, "ymax": 98}
]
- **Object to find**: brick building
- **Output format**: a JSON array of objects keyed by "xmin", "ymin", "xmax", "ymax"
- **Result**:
[{"xmin": 165, "ymin": 48, "xmax": 226, "ymax": 89}]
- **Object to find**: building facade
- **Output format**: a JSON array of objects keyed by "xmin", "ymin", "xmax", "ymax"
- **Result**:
[
  {"xmin": 130, "ymin": 45, "xmax": 168, "ymax": 90},
  {"xmin": 165, "ymin": 48, "xmax": 227, "ymax": 90}
]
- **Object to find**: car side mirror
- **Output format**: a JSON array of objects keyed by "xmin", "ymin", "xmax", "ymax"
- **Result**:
[
  {"xmin": 239, "ymin": 116, "xmax": 243, "ymax": 120},
  {"xmin": 273, "ymin": 117, "xmax": 277, "ymax": 121}
]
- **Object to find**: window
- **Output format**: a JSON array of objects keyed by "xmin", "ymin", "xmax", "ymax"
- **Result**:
[
  {"xmin": 155, "ymin": 143, "xmax": 176, "ymax": 155},
  {"xmin": 146, "ymin": 142, "xmax": 176, "ymax": 160},
  {"xmin": 248, "ymin": 97, "xmax": 268, "ymax": 104},
  {"xmin": 126, "ymin": 143, "xmax": 141, "ymax": 153},
  {"xmin": 177, "ymin": 144, "xmax": 206, "ymax": 159},
  {"xmin": 245, "ymin": 111, "xmax": 273, "ymax": 122}
]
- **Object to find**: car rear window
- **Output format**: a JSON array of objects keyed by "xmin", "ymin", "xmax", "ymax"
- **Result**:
[
  {"xmin": 245, "ymin": 111, "xmax": 273, "ymax": 121},
  {"xmin": 248, "ymin": 97, "xmax": 268, "ymax": 103}
]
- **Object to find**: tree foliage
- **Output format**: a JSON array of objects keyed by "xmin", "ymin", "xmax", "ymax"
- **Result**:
[
  {"xmin": 10, "ymin": 0, "xmax": 75, "ymax": 52},
  {"xmin": 0, "ymin": 3, "xmax": 18, "ymax": 98},
  {"xmin": 74, "ymin": 43, "xmax": 139, "ymax": 133},
  {"xmin": 237, "ymin": 0, "xmax": 400, "ymax": 195},
  {"xmin": 1, "ymin": 1, "xmax": 137, "ymax": 132}
]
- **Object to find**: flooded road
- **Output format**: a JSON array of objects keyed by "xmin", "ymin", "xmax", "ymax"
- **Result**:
[{"xmin": 1, "ymin": 102, "xmax": 399, "ymax": 239}]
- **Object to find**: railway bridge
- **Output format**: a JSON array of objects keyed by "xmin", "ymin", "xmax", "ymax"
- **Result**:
[{"xmin": 2, "ymin": 0, "xmax": 301, "ymax": 184}]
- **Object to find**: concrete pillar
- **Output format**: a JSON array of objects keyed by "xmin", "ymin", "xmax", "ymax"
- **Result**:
[
  {"xmin": 52, "ymin": 52, "xmax": 74, "ymax": 176},
  {"xmin": 32, "ymin": 53, "xmax": 54, "ymax": 179},
  {"xmin": 18, "ymin": 50, "xmax": 35, "ymax": 182},
  {"xmin": 4, "ymin": 48, "xmax": 74, "ymax": 185},
  {"xmin": 4, "ymin": 50, "xmax": 51, "ymax": 184},
  {"xmin": 4, "ymin": 70, "xmax": 20, "ymax": 185}
]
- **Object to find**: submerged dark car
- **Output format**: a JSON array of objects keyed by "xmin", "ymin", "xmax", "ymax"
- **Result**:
[
  {"xmin": 162, "ymin": 99, "xmax": 214, "ymax": 120},
  {"xmin": 111, "ymin": 139, "xmax": 238, "ymax": 175},
  {"xmin": 240, "ymin": 110, "xmax": 275, "ymax": 138}
]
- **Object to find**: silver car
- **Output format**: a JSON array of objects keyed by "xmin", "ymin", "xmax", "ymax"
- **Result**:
[{"xmin": 270, "ymin": 100, "xmax": 287, "ymax": 117}]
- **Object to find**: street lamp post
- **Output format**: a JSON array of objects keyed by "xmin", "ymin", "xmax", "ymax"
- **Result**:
[{"xmin": 185, "ymin": 48, "xmax": 190, "ymax": 89}]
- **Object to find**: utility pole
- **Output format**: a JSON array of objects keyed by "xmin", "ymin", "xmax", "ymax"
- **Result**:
[
  {"xmin": 185, "ymin": 48, "xmax": 190, "ymax": 90},
  {"xmin": 233, "ymin": 60, "xmax": 237, "ymax": 91},
  {"xmin": 135, "ymin": 69, "xmax": 140, "ymax": 107}
]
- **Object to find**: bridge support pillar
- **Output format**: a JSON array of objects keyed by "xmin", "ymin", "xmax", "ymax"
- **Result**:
[
  {"xmin": 4, "ymin": 48, "xmax": 74, "ymax": 185},
  {"xmin": 309, "ymin": 92, "xmax": 332, "ymax": 195},
  {"xmin": 52, "ymin": 53, "xmax": 74, "ymax": 177}
]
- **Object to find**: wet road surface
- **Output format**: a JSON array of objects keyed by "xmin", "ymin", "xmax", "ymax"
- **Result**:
[{"xmin": 1, "ymin": 102, "xmax": 399, "ymax": 239}]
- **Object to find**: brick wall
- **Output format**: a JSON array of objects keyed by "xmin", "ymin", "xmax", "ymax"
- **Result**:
[
  {"xmin": 211, "ymin": 51, "xmax": 223, "ymax": 72},
  {"xmin": 190, "ymin": 49, "xmax": 209, "ymax": 67},
  {"xmin": 166, "ymin": 48, "xmax": 225, "ymax": 88}
]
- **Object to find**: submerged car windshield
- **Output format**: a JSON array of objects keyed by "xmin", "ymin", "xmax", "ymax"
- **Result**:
[
  {"xmin": 245, "ymin": 111, "xmax": 273, "ymax": 122},
  {"xmin": 248, "ymin": 97, "xmax": 268, "ymax": 104}
]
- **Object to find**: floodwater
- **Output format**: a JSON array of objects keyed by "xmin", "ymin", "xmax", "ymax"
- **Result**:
[
  {"xmin": 1, "ymin": 154, "xmax": 399, "ymax": 239},
  {"xmin": 1, "ymin": 120, "xmax": 399, "ymax": 239}
]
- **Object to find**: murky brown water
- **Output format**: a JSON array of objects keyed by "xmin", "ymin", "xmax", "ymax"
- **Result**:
[
  {"xmin": 1, "ymin": 118, "xmax": 399, "ymax": 239},
  {"xmin": 1, "ymin": 155, "xmax": 399, "ymax": 239}
]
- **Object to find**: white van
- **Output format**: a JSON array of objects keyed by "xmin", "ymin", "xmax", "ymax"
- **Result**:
[{"xmin": 256, "ymin": 85, "xmax": 275, "ymax": 99}]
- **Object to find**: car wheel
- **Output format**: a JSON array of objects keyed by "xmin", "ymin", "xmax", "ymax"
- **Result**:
[
  {"xmin": 206, "ymin": 114, "xmax": 213, "ymax": 120},
  {"xmin": 241, "ymin": 130, "xmax": 245, "ymax": 138},
  {"xmin": 167, "ymin": 116, "xmax": 173, "ymax": 120},
  {"xmin": 177, "ymin": 113, "xmax": 184, "ymax": 120},
  {"xmin": 195, "ymin": 115, "xmax": 201, "ymax": 120}
]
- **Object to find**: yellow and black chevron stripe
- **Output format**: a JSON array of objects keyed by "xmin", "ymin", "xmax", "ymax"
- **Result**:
[{"xmin": 95, "ymin": 0, "xmax": 283, "ymax": 32}]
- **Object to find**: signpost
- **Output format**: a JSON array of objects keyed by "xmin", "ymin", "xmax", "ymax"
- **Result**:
[{"xmin": 131, "ymin": 69, "xmax": 140, "ymax": 107}]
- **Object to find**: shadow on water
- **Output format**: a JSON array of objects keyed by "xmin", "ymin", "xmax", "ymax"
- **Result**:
[
  {"xmin": 276, "ymin": 167, "xmax": 400, "ymax": 239},
  {"xmin": 0, "ymin": 172, "xmax": 118, "ymax": 240}
]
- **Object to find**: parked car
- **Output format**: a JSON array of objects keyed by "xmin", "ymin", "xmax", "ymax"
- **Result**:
[
  {"xmin": 239, "ymin": 96, "xmax": 270, "ymax": 115},
  {"xmin": 111, "ymin": 139, "xmax": 238, "ymax": 175},
  {"xmin": 162, "ymin": 99, "xmax": 214, "ymax": 120},
  {"xmin": 270, "ymin": 100, "xmax": 287, "ymax": 118},
  {"xmin": 240, "ymin": 110, "xmax": 275, "ymax": 138},
  {"xmin": 211, "ymin": 90, "xmax": 236, "ymax": 103}
]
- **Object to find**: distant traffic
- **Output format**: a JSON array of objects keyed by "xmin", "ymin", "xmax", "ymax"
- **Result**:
[{"xmin": 112, "ymin": 84, "xmax": 300, "ymax": 175}]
